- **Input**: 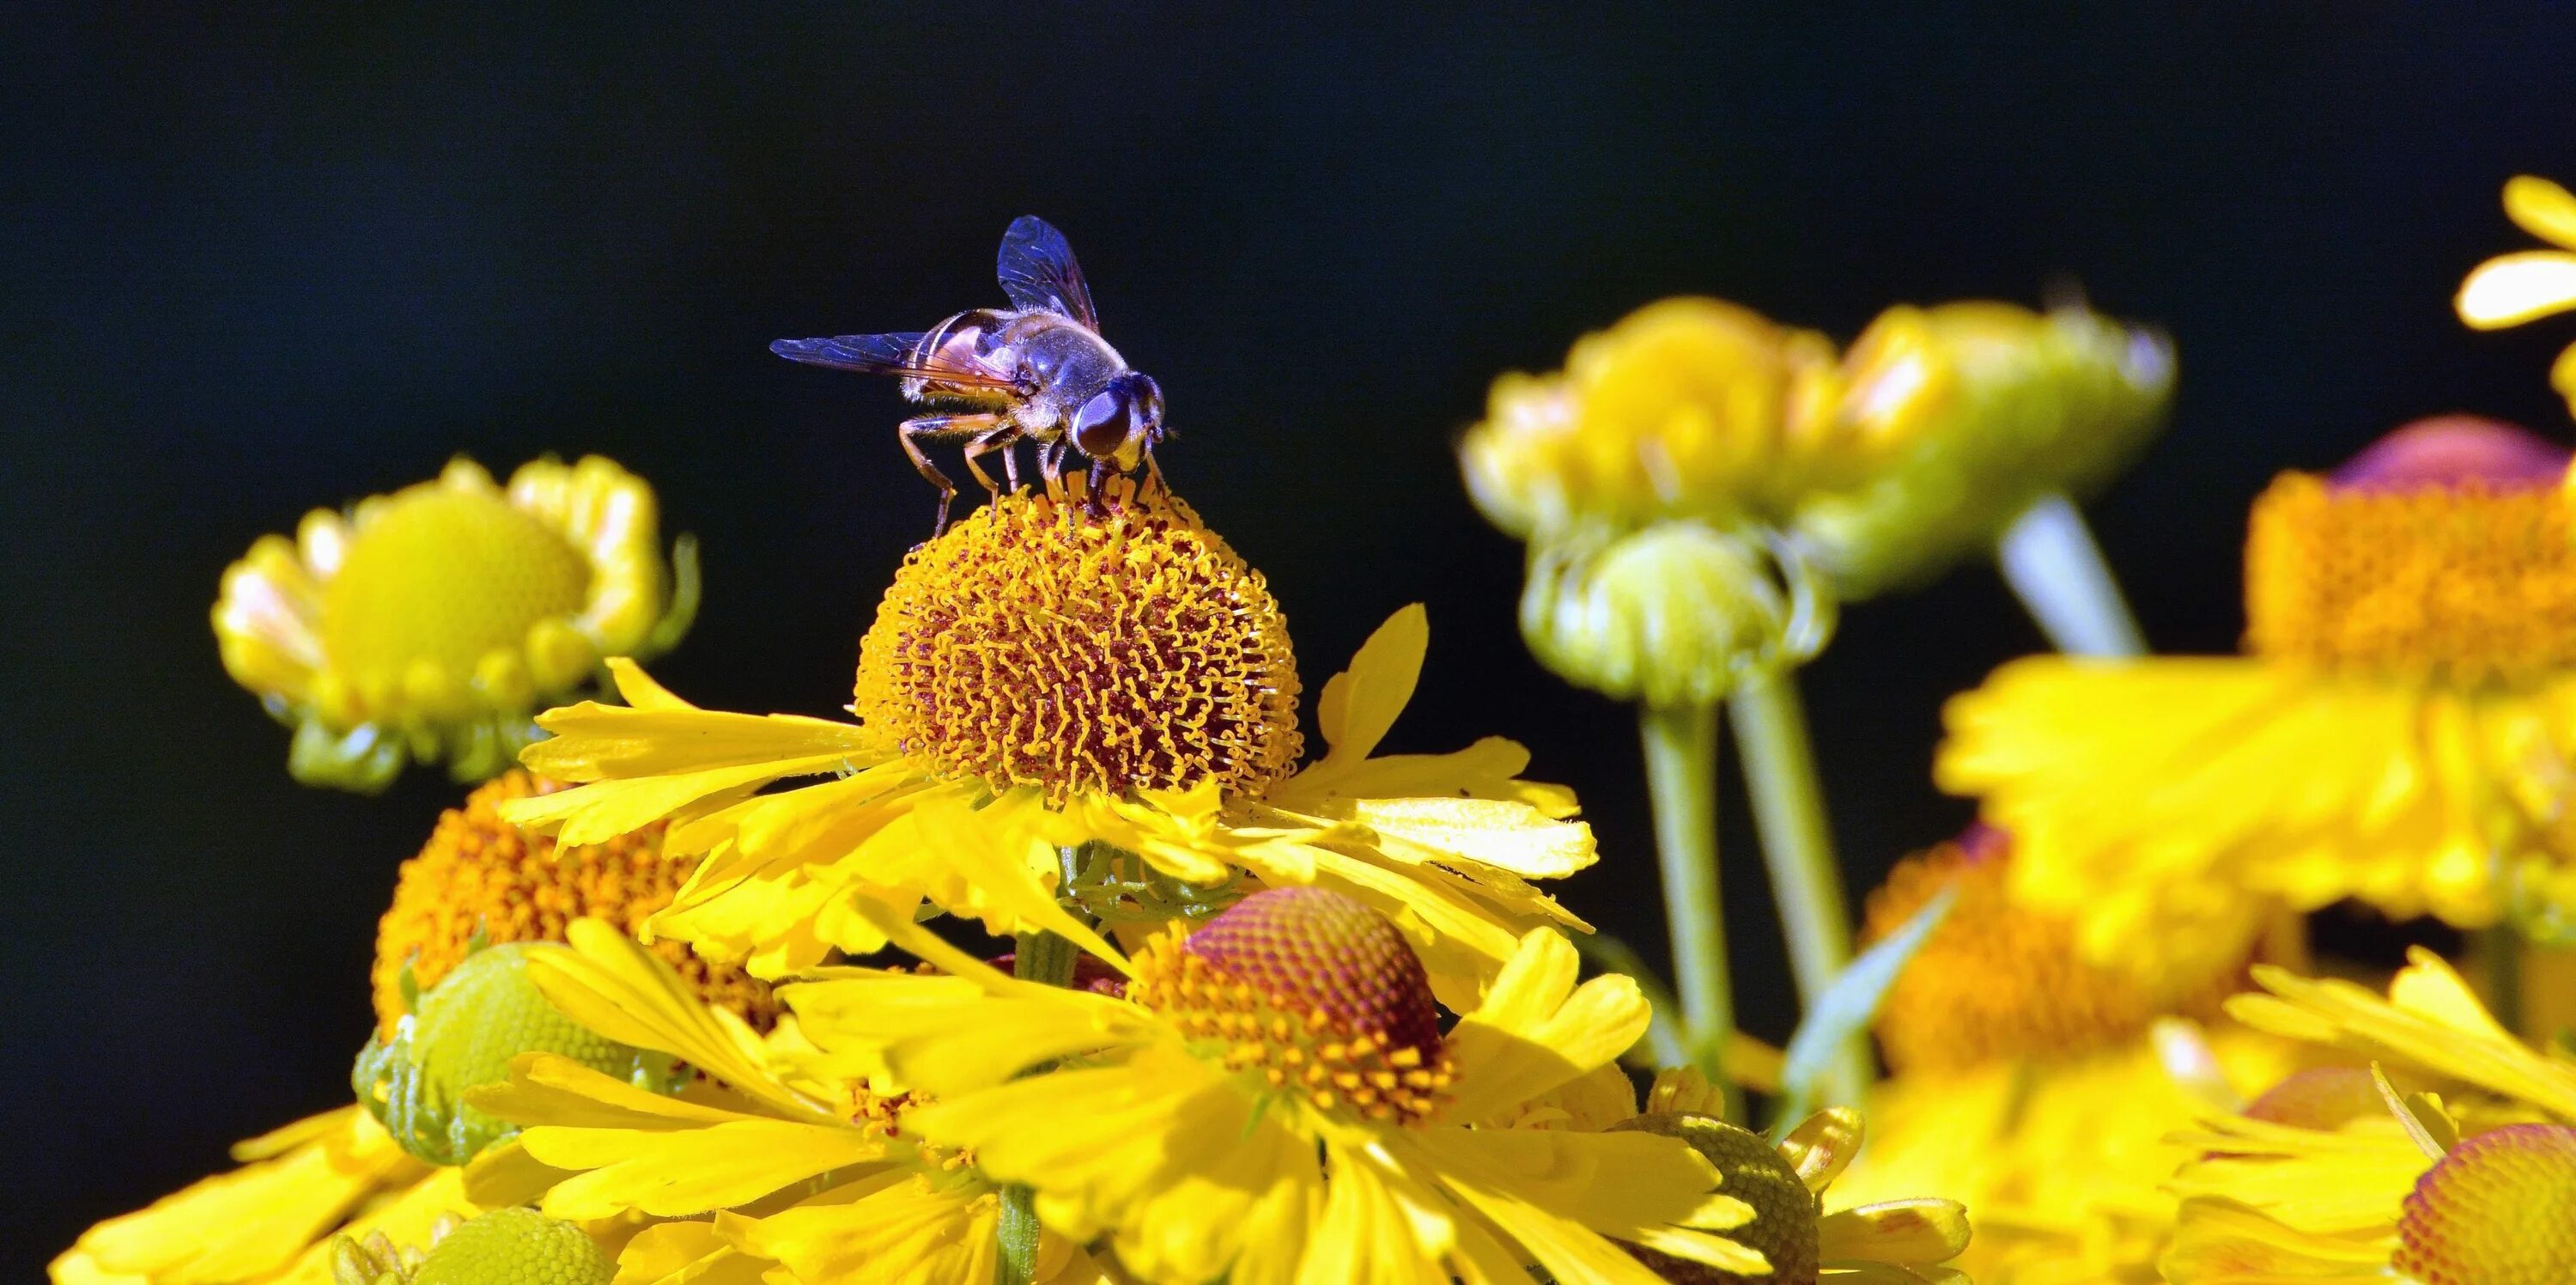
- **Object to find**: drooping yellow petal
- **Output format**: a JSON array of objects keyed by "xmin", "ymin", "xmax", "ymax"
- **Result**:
[
  {"xmin": 611, "ymin": 1218, "xmax": 776, "ymax": 1285},
  {"xmin": 527, "ymin": 918, "xmax": 832, "ymax": 1122},
  {"xmin": 1443, "ymin": 929, "xmax": 1648, "ymax": 1122},
  {"xmin": 1778, "ymin": 1108, "xmax": 1864, "ymax": 1196},
  {"xmin": 2457, "ymin": 250, "xmax": 2576, "ymax": 328},
  {"xmin": 1337, "ymin": 796, "xmax": 1597, "ymax": 879},
  {"xmin": 1293, "ymin": 1148, "xmax": 1454, "ymax": 1285},
  {"xmin": 2227, "ymin": 951, "xmax": 2576, "ymax": 1120},
  {"xmin": 2158, "ymin": 1197, "xmax": 2396, "ymax": 1283},
  {"xmin": 858, "ymin": 791, "xmax": 1129, "ymax": 969}
]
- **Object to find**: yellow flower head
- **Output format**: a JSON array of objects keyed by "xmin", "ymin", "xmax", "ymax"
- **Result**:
[
  {"xmin": 1940, "ymin": 417, "xmax": 2576, "ymax": 971},
  {"xmin": 371, "ymin": 770, "xmax": 775, "ymax": 1040},
  {"xmin": 1627, "ymin": 1075, "xmax": 1975, "ymax": 1285},
  {"xmin": 212, "ymin": 455, "xmax": 696, "ymax": 793},
  {"xmin": 799, "ymin": 888, "xmax": 1769, "ymax": 1284},
  {"xmin": 1861, "ymin": 826, "xmax": 2250, "ymax": 1075},
  {"xmin": 1795, "ymin": 299, "xmax": 2173, "ymax": 598},
  {"xmin": 507, "ymin": 478, "xmax": 1594, "ymax": 1005},
  {"xmin": 2162, "ymin": 949, "xmax": 2576, "ymax": 1283},
  {"xmin": 327, "ymin": 1207, "xmax": 612, "ymax": 1285},
  {"xmin": 1459, "ymin": 297, "xmax": 1847, "ymax": 543},
  {"xmin": 2458, "ymin": 174, "xmax": 2576, "ymax": 418}
]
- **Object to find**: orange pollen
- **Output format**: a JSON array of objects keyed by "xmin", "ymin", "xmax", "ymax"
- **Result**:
[
  {"xmin": 2244, "ymin": 417, "xmax": 2576, "ymax": 685},
  {"xmin": 846, "ymin": 1083, "xmax": 974, "ymax": 1172},
  {"xmin": 2392, "ymin": 1123, "xmax": 2576, "ymax": 1285},
  {"xmin": 370, "ymin": 770, "xmax": 779, "ymax": 1038},
  {"xmin": 849, "ymin": 477, "xmax": 1303, "ymax": 804},
  {"xmin": 1127, "ymin": 887, "xmax": 1455, "ymax": 1126},
  {"xmin": 1863, "ymin": 828, "xmax": 2244, "ymax": 1073}
]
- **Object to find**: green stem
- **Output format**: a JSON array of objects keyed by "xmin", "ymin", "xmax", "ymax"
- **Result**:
[
  {"xmin": 1640, "ymin": 702, "xmax": 1742, "ymax": 1121},
  {"xmin": 2477, "ymin": 923, "xmax": 2526, "ymax": 1038},
  {"xmin": 1995, "ymin": 492, "xmax": 2147, "ymax": 658},
  {"xmin": 993, "ymin": 929, "xmax": 1080, "ymax": 1285},
  {"xmin": 1728, "ymin": 667, "xmax": 1869, "ymax": 1105}
]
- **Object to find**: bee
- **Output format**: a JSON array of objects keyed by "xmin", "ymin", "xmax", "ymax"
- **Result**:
[{"xmin": 772, "ymin": 216, "xmax": 1169, "ymax": 534}]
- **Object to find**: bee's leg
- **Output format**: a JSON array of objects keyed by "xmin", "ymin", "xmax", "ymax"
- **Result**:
[
  {"xmin": 960, "ymin": 423, "xmax": 1025, "ymax": 498},
  {"xmin": 1084, "ymin": 456, "xmax": 1115, "ymax": 516},
  {"xmin": 899, "ymin": 413, "xmax": 1006, "ymax": 537},
  {"xmin": 999, "ymin": 439, "xmax": 1023, "ymax": 492},
  {"xmin": 1036, "ymin": 440, "xmax": 1070, "ymax": 499}
]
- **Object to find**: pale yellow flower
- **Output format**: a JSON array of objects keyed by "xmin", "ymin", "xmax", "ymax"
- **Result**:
[{"xmin": 2457, "ymin": 174, "xmax": 2576, "ymax": 417}]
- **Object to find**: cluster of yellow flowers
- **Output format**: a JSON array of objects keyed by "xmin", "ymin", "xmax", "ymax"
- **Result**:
[{"xmin": 62, "ymin": 173, "xmax": 2576, "ymax": 1285}]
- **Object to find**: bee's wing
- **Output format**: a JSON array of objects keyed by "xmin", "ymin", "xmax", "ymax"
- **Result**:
[
  {"xmin": 769, "ymin": 332, "xmax": 1022, "ymax": 389},
  {"xmin": 996, "ymin": 216, "xmax": 1099, "ymax": 331}
]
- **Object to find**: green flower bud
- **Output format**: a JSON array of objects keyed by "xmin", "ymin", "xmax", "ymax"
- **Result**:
[
  {"xmin": 330, "ymin": 1209, "xmax": 614, "ymax": 1285},
  {"xmin": 1519, "ymin": 523, "xmax": 1832, "ymax": 708},
  {"xmin": 1795, "ymin": 300, "xmax": 2172, "ymax": 599},
  {"xmin": 353, "ymin": 941, "xmax": 676, "ymax": 1166}
]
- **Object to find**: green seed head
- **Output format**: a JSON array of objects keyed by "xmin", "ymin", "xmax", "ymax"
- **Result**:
[
  {"xmin": 330, "ymin": 1209, "xmax": 614, "ymax": 1285},
  {"xmin": 353, "ymin": 941, "xmax": 675, "ymax": 1166}
]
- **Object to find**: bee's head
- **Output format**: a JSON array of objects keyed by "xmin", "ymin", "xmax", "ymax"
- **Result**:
[{"xmin": 1072, "ymin": 371, "xmax": 1165, "ymax": 469}]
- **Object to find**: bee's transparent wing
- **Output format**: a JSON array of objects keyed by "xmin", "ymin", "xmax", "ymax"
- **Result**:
[
  {"xmin": 996, "ymin": 216, "xmax": 1099, "ymax": 331},
  {"xmin": 769, "ymin": 332, "xmax": 1021, "ymax": 389}
]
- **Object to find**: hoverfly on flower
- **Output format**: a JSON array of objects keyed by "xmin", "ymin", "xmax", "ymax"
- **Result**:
[{"xmin": 773, "ymin": 216, "xmax": 1169, "ymax": 533}]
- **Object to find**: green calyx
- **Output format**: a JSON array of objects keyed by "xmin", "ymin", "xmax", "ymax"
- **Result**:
[
  {"xmin": 353, "ymin": 941, "xmax": 676, "ymax": 1166},
  {"xmin": 331, "ymin": 1209, "xmax": 615, "ymax": 1285},
  {"xmin": 1519, "ymin": 523, "xmax": 1834, "ymax": 708}
]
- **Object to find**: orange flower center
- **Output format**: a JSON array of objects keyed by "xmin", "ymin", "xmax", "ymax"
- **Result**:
[
  {"xmin": 1127, "ymin": 887, "xmax": 1454, "ymax": 1124},
  {"xmin": 1864, "ymin": 827, "xmax": 2244, "ymax": 1073},
  {"xmin": 2393, "ymin": 1124, "xmax": 2576, "ymax": 1285},
  {"xmin": 850, "ymin": 479, "xmax": 1303, "ymax": 803},
  {"xmin": 372, "ymin": 770, "xmax": 776, "ymax": 1038},
  {"xmin": 2244, "ymin": 417, "xmax": 2576, "ymax": 685}
]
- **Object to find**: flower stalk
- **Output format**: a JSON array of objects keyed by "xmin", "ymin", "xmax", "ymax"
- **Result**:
[
  {"xmin": 1995, "ymin": 492, "xmax": 2147, "ymax": 658},
  {"xmin": 1639, "ymin": 702, "xmax": 1744, "ymax": 1122},
  {"xmin": 995, "ymin": 926, "xmax": 1082, "ymax": 1285}
]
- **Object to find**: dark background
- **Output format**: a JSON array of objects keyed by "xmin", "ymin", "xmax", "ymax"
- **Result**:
[{"xmin": 9, "ymin": 3, "xmax": 2576, "ymax": 1271}]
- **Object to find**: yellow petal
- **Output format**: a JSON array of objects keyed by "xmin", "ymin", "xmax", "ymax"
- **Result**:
[
  {"xmin": 2457, "ymin": 250, "xmax": 2576, "ymax": 328},
  {"xmin": 1777, "ymin": 1107, "xmax": 1863, "ymax": 1195},
  {"xmin": 2506, "ymin": 174, "xmax": 2576, "ymax": 248},
  {"xmin": 2157, "ymin": 1197, "xmax": 2395, "ymax": 1282},
  {"xmin": 1314, "ymin": 606, "xmax": 1429, "ymax": 765},
  {"xmin": 1815, "ymin": 1198, "xmax": 1971, "ymax": 1264},
  {"xmin": 611, "ymin": 1218, "xmax": 775, "ymax": 1285},
  {"xmin": 732, "ymin": 1172, "xmax": 1019, "ymax": 1285},
  {"xmin": 1443, "ymin": 929, "xmax": 1647, "ymax": 1122}
]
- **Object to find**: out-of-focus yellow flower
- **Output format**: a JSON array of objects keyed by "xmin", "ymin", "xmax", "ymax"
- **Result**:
[
  {"xmin": 1635, "ymin": 1070, "xmax": 1975, "ymax": 1284},
  {"xmin": 2160, "ymin": 950, "xmax": 2576, "ymax": 1283},
  {"xmin": 470, "ymin": 918, "xmax": 1098, "ymax": 1284},
  {"xmin": 1826, "ymin": 830, "xmax": 2290, "ymax": 1284},
  {"xmin": 1518, "ymin": 521, "xmax": 1832, "ymax": 708},
  {"xmin": 507, "ymin": 481, "xmax": 1593, "ymax": 1009},
  {"xmin": 1460, "ymin": 297, "xmax": 1848, "ymax": 543},
  {"xmin": 1941, "ymin": 417, "xmax": 2576, "ymax": 979},
  {"xmin": 1797, "ymin": 300, "xmax": 2173, "ymax": 598},
  {"xmin": 795, "ymin": 887, "xmax": 1769, "ymax": 1284},
  {"xmin": 212, "ymin": 456, "xmax": 696, "ymax": 793},
  {"xmin": 2458, "ymin": 174, "xmax": 2576, "ymax": 418}
]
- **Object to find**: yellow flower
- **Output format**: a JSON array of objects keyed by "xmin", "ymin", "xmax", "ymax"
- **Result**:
[
  {"xmin": 2160, "ymin": 949, "xmax": 2576, "ymax": 1282},
  {"xmin": 470, "ymin": 918, "xmax": 1097, "ymax": 1284},
  {"xmin": 2457, "ymin": 174, "xmax": 2576, "ymax": 417},
  {"xmin": 506, "ymin": 480, "xmax": 1593, "ymax": 1007},
  {"xmin": 1939, "ymin": 417, "xmax": 2576, "ymax": 979},
  {"xmin": 1636, "ymin": 1070, "xmax": 1976, "ymax": 1284},
  {"xmin": 799, "ymin": 886, "xmax": 1768, "ymax": 1284},
  {"xmin": 213, "ymin": 455, "xmax": 696, "ymax": 793},
  {"xmin": 1825, "ymin": 831, "xmax": 2290, "ymax": 1283}
]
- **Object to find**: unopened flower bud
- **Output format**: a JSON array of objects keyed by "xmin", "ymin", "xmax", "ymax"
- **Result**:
[
  {"xmin": 1519, "ymin": 524, "xmax": 1831, "ymax": 708},
  {"xmin": 1795, "ymin": 300, "xmax": 2173, "ymax": 599}
]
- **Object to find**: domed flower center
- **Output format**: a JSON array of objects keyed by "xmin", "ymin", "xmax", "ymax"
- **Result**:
[
  {"xmin": 1127, "ymin": 886, "xmax": 1453, "ymax": 1124},
  {"xmin": 2392, "ymin": 1123, "xmax": 2576, "ymax": 1285},
  {"xmin": 851, "ymin": 479, "xmax": 1303, "ymax": 803},
  {"xmin": 1863, "ymin": 827, "xmax": 2243, "ymax": 1073},
  {"xmin": 1611, "ymin": 1113, "xmax": 1820, "ymax": 1285},
  {"xmin": 2246, "ymin": 417, "xmax": 2576, "ymax": 685},
  {"xmin": 372, "ymin": 770, "xmax": 775, "ymax": 1039},
  {"xmin": 322, "ymin": 484, "xmax": 593, "ymax": 692}
]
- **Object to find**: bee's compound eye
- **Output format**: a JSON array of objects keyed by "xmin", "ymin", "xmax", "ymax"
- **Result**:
[{"xmin": 1072, "ymin": 388, "xmax": 1135, "ymax": 456}]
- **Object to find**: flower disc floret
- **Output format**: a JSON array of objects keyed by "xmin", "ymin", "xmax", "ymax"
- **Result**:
[
  {"xmin": 371, "ymin": 770, "xmax": 776, "ymax": 1039},
  {"xmin": 1613, "ymin": 1112, "xmax": 1820, "ymax": 1284},
  {"xmin": 852, "ymin": 478, "xmax": 1303, "ymax": 802},
  {"xmin": 2391, "ymin": 1124, "xmax": 2576, "ymax": 1285},
  {"xmin": 2245, "ymin": 417, "xmax": 2576, "ymax": 685},
  {"xmin": 1863, "ymin": 828, "xmax": 2244, "ymax": 1072},
  {"xmin": 1128, "ymin": 886, "xmax": 1454, "ymax": 1124}
]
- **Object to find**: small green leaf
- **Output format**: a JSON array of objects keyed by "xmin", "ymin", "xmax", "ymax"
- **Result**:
[{"xmin": 1774, "ymin": 883, "xmax": 1956, "ymax": 1130}]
